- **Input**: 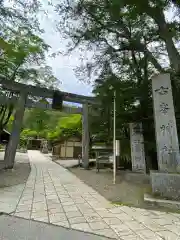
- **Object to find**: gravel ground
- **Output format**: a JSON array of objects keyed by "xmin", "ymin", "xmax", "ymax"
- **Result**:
[
  {"xmin": 69, "ymin": 167, "xmax": 150, "ymax": 205},
  {"xmin": 69, "ymin": 167, "xmax": 174, "ymax": 211},
  {"xmin": 0, "ymin": 152, "xmax": 30, "ymax": 188}
]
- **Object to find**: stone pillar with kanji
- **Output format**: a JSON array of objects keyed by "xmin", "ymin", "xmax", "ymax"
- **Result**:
[
  {"xmin": 130, "ymin": 122, "xmax": 146, "ymax": 173},
  {"xmin": 150, "ymin": 73, "xmax": 180, "ymax": 200},
  {"xmin": 152, "ymin": 73, "xmax": 180, "ymax": 172}
]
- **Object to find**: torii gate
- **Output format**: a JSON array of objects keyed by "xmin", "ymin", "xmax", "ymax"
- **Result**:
[{"xmin": 0, "ymin": 77, "xmax": 98, "ymax": 169}]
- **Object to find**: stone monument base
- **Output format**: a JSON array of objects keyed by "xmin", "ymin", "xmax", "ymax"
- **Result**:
[
  {"xmin": 144, "ymin": 193, "xmax": 180, "ymax": 210},
  {"xmin": 151, "ymin": 170, "xmax": 180, "ymax": 200}
]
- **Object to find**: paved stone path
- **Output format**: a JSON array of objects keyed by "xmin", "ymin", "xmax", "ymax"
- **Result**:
[{"xmin": 1, "ymin": 151, "xmax": 180, "ymax": 239}]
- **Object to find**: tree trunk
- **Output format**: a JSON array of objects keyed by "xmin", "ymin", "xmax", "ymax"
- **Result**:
[
  {"xmin": 140, "ymin": 88, "xmax": 152, "ymax": 173},
  {"xmin": 4, "ymin": 93, "xmax": 27, "ymax": 169},
  {"xmin": 148, "ymin": 7, "xmax": 180, "ymax": 73}
]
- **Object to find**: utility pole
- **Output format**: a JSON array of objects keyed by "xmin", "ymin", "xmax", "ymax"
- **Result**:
[
  {"xmin": 113, "ymin": 90, "xmax": 116, "ymax": 184},
  {"xmin": 82, "ymin": 103, "xmax": 89, "ymax": 169}
]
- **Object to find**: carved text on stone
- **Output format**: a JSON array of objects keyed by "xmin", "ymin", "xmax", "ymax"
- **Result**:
[
  {"xmin": 159, "ymin": 102, "xmax": 170, "ymax": 115},
  {"xmin": 155, "ymin": 86, "xmax": 169, "ymax": 95},
  {"xmin": 133, "ymin": 140, "xmax": 143, "ymax": 152},
  {"xmin": 160, "ymin": 122, "xmax": 173, "ymax": 134}
]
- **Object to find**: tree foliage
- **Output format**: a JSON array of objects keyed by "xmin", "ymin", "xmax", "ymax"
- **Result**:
[
  {"xmin": 21, "ymin": 107, "xmax": 82, "ymax": 142},
  {"xmin": 56, "ymin": 0, "xmax": 180, "ymax": 73},
  {"xmin": 90, "ymin": 64, "xmax": 138, "ymax": 141},
  {"xmin": 0, "ymin": 0, "xmax": 60, "ymax": 131},
  {"xmin": 47, "ymin": 114, "xmax": 82, "ymax": 141}
]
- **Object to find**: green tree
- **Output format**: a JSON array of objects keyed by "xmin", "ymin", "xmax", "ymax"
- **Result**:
[
  {"xmin": 0, "ymin": 0, "xmax": 42, "ymax": 34},
  {"xmin": 55, "ymin": 0, "xmax": 179, "ymax": 170},
  {"xmin": 0, "ymin": 29, "xmax": 50, "ymax": 132},
  {"xmin": 56, "ymin": 0, "xmax": 164, "ymax": 74},
  {"xmin": 23, "ymin": 108, "xmax": 50, "ymax": 138},
  {"xmin": 47, "ymin": 114, "xmax": 82, "ymax": 141},
  {"xmin": 21, "ymin": 129, "xmax": 38, "ymax": 139},
  {"xmin": 114, "ymin": 0, "xmax": 180, "ymax": 73},
  {"xmin": 22, "ymin": 108, "xmax": 79, "ymax": 141},
  {"xmin": 57, "ymin": 0, "xmax": 180, "ymax": 73},
  {"xmin": 0, "ymin": 1, "xmax": 61, "ymax": 131},
  {"xmin": 91, "ymin": 64, "xmax": 137, "ymax": 140}
]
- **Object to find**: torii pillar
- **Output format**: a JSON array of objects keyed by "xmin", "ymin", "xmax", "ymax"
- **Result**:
[
  {"xmin": 82, "ymin": 103, "xmax": 89, "ymax": 169},
  {"xmin": 5, "ymin": 92, "xmax": 27, "ymax": 169}
]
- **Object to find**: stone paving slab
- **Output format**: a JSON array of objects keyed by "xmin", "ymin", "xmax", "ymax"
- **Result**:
[{"xmin": 0, "ymin": 151, "xmax": 180, "ymax": 240}]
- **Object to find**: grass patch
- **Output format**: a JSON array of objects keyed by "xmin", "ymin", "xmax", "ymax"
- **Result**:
[{"xmin": 112, "ymin": 201, "xmax": 135, "ymax": 207}]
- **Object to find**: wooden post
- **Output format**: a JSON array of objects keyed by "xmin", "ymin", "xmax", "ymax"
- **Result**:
[
  {"xmin": 82, "ymin": 103, "xmax": 89, "ymax": 169},
  {"xmin": 4, "ymin": 92, "xmax": 27, "ymax": 169}
]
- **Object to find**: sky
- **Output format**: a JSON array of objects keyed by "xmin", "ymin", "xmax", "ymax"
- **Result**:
[{"xmin": 38, "ymin": 0, "xmax": 93, "ymax": 97}]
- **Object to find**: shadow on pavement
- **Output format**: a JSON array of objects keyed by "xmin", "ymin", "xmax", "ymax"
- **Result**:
[{"xmin": 0, "ymin": 215, "xmax": 113, "ymax": 240}]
